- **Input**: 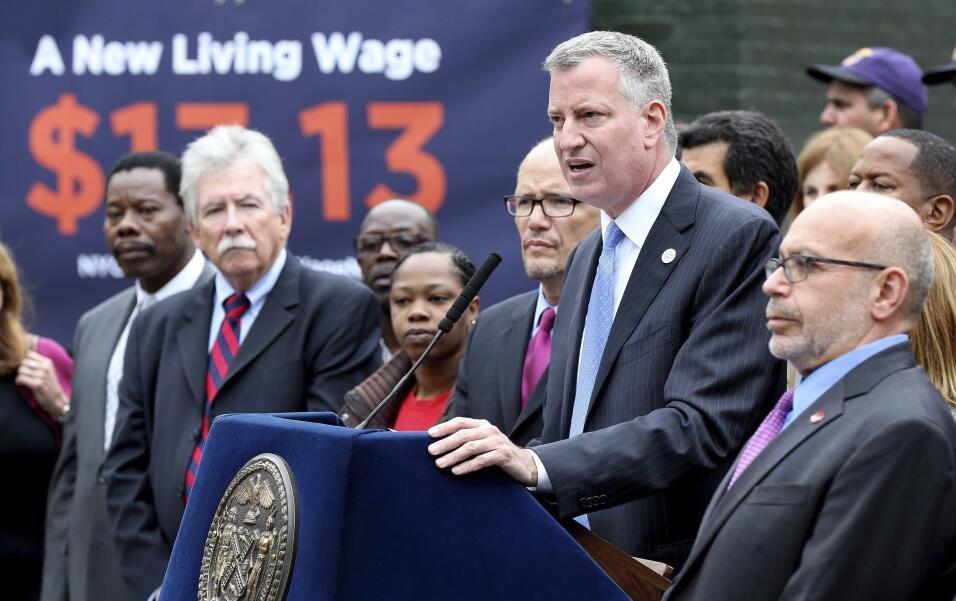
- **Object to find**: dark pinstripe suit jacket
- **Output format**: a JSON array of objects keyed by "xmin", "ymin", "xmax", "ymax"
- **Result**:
[
  {"xmin": 452, "ymin": 290, "xmax": 547, "ymax": 446},
  {"xmin": 532, "ymin": 166, "xmax": 786, "ymax": 571}
]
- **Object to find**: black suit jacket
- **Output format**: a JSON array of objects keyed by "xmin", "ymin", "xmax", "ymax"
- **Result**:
[
  {"xmin": 452, "ymin": 290, "xmax": 546, "ymax": 446},
  {"xmin": 103, "ymin": 256, "xmax": 381, "ymax": 599},
  {"xmin": 531, "ymin": 166, "xmax": 785, "ymax": 570},
  {"xmin": 665, "ymin": 342, "xmax": 956, "ymax": 600}
]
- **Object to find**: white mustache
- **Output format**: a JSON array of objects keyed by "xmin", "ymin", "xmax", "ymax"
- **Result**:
[{"xmin": 217, "ymin": 235, "xmax": 257, "ymax": 255}]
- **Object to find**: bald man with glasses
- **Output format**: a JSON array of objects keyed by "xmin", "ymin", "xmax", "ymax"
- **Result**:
[
  {"xmin": 354, "ymin": 199, "xmax": 440, "ymax": 360},
  {"xmin": 665, "ymin": 191, "xmax": 956, "ymax": 600},
  {"xmin": 450, "ymin": 138, "xmax": 599, "ymax": 445}
]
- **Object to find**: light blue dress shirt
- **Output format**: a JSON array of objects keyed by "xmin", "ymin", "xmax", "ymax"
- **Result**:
[
  {"xmin": 207, "ymin": 248, "xmax": 288, "ymax": 352},
  {"xmin": 782, "ymin": 334, "xmax": 909, "ymax": 430}
]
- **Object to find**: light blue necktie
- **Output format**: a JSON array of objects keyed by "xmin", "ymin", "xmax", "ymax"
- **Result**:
[{"xmin": 568, "ymin": 222, "xmax": 625, "ymax": 527}]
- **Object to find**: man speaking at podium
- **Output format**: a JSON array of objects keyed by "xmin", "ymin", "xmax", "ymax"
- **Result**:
[{"xmin": 429, "ymin": 31, "xmax": 784, "ymax": 572}]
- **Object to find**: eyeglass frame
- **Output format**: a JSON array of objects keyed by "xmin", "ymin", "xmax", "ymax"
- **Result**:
[
  {"xmin": 504, "ymin": 195, "xmax": 581, "ymax": 218},
  {"xmin": 765, "ymin": 254, "xmax": 889, "ymax": 283},
  {"xmin": 353, "ymin": 231, "xmax": 430, "ymax": 255}
]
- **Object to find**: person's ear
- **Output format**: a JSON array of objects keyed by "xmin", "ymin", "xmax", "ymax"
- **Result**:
[
  {"xmin": 875, "ymin": 99, "xmax": 898, "ymax": 132},
  {"xmin": 465, "ymin": 297, "xmax": 481, "ymax": 330},
  {"xmin": 741, "ymin": 181, "xmax": 771, "ymax": 209},
  {"xmin": 870, "ymin": 267, "xmax": 909, "ymax": 322},
  {"xmin": 642, "ymin": 101, "xmax": 667, "ymax": 149},
  {"xmin": 921, "ymin": 194, "xmax": 956, "ymax": 237}
]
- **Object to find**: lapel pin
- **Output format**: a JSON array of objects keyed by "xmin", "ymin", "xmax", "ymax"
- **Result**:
[
  {"xmin": 661, "ymin": 248, "xmax": 676, "ymax": 264},
  {"xmin": 810, "ymin": 411, "xmax": 825, "ymax": 424}
]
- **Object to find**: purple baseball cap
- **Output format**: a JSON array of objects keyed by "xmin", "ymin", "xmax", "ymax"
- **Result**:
[
  {"xmin": 922, "ymin": 45, "xmax": 956, "ymax": 85},
  {"xmin": 807, "ymin": 47, "xmax": 928, "ymax": 115}
]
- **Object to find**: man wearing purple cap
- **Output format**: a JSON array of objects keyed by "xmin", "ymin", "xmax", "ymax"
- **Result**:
[
  {"xmin": 808, "ymin": 47, "xmax": 928, "ymax": 136},
  {"xmin": 923, "ymin": 44, "xmax": 956, "ymax": 87}
]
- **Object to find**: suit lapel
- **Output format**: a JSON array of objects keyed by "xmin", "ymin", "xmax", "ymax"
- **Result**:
[
  {"xmin": 178, "ymin": 281, "xmax": 215, "ymax": 405},
  {"xmin": 219, "ymin": 258, "xmax": 299, "ymax": 390},
  {"xmin": 684, "ymin": 342, "xmax": 917, "ymax": 573},
  {"xmin": 498, "ymin": 293, "xmax": 537, "ymax": 430},
  {"xmin": 512, "ymin": 365, "xmax": 547, "ymax": 436},
  {"xmin": 584, "ymin": 168, "xmax": 698, "ymax": 423},
  {"xmin": 93, "ymin": 290, "xmax": 136, "ymax": 455}
]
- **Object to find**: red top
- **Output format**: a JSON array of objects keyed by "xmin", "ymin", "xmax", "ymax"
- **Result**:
[{"xmin": 392, "ymin": 387, "xmax": 452, "ymax": 431}]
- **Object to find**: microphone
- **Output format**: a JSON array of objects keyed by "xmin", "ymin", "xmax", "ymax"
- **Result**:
[
  {"xmin": 438, "ymin": 252, "xmax": 501, "ymax": 333},
  {"xmin": 355, "ymin": 252, "xmax": 502, "ymax": 430}
]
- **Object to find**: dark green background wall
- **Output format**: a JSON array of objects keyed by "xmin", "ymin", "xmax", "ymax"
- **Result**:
[{"xmin": 591, "ymin": 0, "xmax": 956, "ymax": 151}]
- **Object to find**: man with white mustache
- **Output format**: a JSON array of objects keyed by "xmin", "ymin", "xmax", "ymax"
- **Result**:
[
  {"xmin": 103, "ymin": 125, "xmax": 381, "ymax": 601},
  {"xmin": 451, "ymin": 138, "xmax": 599, "ymax": 445}
]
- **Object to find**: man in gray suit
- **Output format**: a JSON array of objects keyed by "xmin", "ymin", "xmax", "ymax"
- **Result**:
[
  {"xmin": 42, "ymin": 151, "xmax": 213, "ymax": 601},
  {"xmin": 104, "ymin": 126, "xmax": 381, "ymax": 600},
  {"xmin": 429, "ymin": 31, "xmax": 783, "ymax": 571},
  {"xmin": 451, "ymin": 138, "xmax": 599, "ymax": 445},
  {"xmin": 665, "ymin": 192, "xmax": 956, "ymax": 600}
]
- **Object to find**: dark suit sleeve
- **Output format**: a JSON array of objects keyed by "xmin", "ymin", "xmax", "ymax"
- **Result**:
[
  {"xmin": 449, "ymin": 318, "xmax": 480, "ymax": 419},
  {"xmin": 103, "ymin": 316, "xmax": 171, "ymax": 600},
  {"xmin": 40, "ymin": 316, "xmax": 88, "ymax": 601},
  {"xmin": 40, "ymin": 410, "xmax": 78, "ymax": 601},
  {"xmin": 534, "ymin": 215, "xmax": 783, "ymax": 517},
  {"xmin": 780, "ymin": 418, "xmax": 956, "ymax": 600},
  {"xmin": 305, "ymin": 282, "xmax": 382, "ymax": 413}
]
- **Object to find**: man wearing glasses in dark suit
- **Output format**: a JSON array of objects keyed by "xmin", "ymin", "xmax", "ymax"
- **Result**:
[
  {"xmin": 451, "ymin": 138, "xmax": 599, "ymax": 445},
  {"xmin": 354, "ymin": 199, "xmax": 439, "ymax": 361}
]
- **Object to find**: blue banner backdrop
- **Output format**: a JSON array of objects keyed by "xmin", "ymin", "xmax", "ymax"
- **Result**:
[{"xmin": 0, "ymin": 0, "xmax": 590, "ymax": 347}]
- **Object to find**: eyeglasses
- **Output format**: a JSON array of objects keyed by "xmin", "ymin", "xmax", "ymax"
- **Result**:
[
  {"xmin": 765, "ymin": 255, "xmax": 889, "ymax": 283},
  {"xmin": 504, "ymin": 195, "xmax": 580, "ymax": 218},
  {"xmin": 354, "ymin": 232, "xmax": 428, "ymax": 255}
]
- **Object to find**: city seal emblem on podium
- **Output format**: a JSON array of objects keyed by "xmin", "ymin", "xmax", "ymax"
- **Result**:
[{"xmin": 199, "ymin": 453, "xmax": 298, "ymax": 601}]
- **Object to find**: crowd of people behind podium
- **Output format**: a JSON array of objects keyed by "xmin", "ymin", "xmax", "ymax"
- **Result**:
[{"xmin": 3, "ymin": 29, "xmax": 956, "ymax": 601}]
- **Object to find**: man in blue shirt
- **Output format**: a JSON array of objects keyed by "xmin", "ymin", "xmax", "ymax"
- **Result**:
[{"xmin": 665, "ymin": 191, "xmax": 956, "ymax": 600}]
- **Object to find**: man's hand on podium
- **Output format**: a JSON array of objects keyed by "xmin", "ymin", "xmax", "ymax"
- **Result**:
[{"xmin": 428, "ymin": 417, "xmax": 537, "ymax": 486}]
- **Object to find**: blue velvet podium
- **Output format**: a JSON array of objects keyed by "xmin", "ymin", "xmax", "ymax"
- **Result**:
[{"xmin": 160, "ymin": 412, "xmax": 630, "ymax": 600}]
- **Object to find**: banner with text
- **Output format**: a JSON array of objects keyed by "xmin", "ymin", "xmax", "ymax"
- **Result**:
[{"xmin": 0, "ymin": 0, "xmax": 589, "ymax": 346}]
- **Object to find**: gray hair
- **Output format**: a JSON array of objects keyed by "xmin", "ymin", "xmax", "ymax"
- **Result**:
[
  {"xmin": 543, "ymin": 31, "xmax": 678, "ymax": 154},
  {"xmin": 863, "ymin": 86, "xmax": 922, "ymax": 129},
  {"xmin": 869, "ymin": 217, "xmax": 935, "ymax": 318},
  {"xmin": 180, "ymin": 125, "xmax": 289, "ymax": 225}
]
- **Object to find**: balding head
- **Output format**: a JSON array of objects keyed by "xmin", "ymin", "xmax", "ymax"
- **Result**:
[
  {"xmin": 512, "ymin": 137, "xmax": 600, "ymax": 303},
  {"xmin": 355, "ymin": 199, "xmax": 439, "ymax": 306},
  {"xmin": 764, "ymin": 190, "xmax": 932, "ymax": 374},
  {"xmin": 518, "ymin": 139, "xmax": 559, "ymax": 178}
]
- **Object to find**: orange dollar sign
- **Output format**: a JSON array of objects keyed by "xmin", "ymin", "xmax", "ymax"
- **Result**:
[{"xmin": 27, "ymin": 93, "xmax": 104, "ymax": 235}]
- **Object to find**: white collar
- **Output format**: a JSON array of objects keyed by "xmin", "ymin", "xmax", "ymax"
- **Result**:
[
  {"xmin": 134, "ymin": 249, "xmax": 206, "ymax": 304},
  {"xmin": 599, "ymin": 158, "xmax": 680, "ymax": 248}
]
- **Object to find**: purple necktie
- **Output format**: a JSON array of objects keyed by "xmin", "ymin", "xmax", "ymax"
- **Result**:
[
  {"xmin": 727, "ymin": 388, "xmax": 795, "ymax": 488},
  {"xmin": 521, "ymin": 307, "xmax": 556, "ymax": 408}
]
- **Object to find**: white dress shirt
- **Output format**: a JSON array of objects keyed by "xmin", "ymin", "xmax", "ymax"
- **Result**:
[
  {"xmin": 207, "ymin": 247, "xmax": 287, "ymax": 351},
  {"xmin": 104, "ymin": 249, "xmax": 207, "ymax": 450},
  {"xmin": 530, "ymin": 158, "xmax": 681, "ymax": 492}
]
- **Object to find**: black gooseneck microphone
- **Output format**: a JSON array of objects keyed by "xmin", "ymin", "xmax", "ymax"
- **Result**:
[{"xmin": 354, "ymin": 252, "xmax": 502, "ymax": 430}]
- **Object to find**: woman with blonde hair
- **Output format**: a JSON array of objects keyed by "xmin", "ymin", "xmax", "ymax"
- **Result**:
[
  {"xmin": 913, "ymin": 232, "xmax": 956, "ymax": 420},
  {"xmin": 0, "ymin": 241, "xmax": 73, "ymax": 599},
  {"xmin": 792, "ymin": 127, "xmax": 873, "ymax": 216}
]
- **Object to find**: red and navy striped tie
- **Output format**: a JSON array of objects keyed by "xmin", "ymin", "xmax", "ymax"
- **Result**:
[{"xmin": 184, "ymin": 292, "xmax": 250, "ymax": 502}]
